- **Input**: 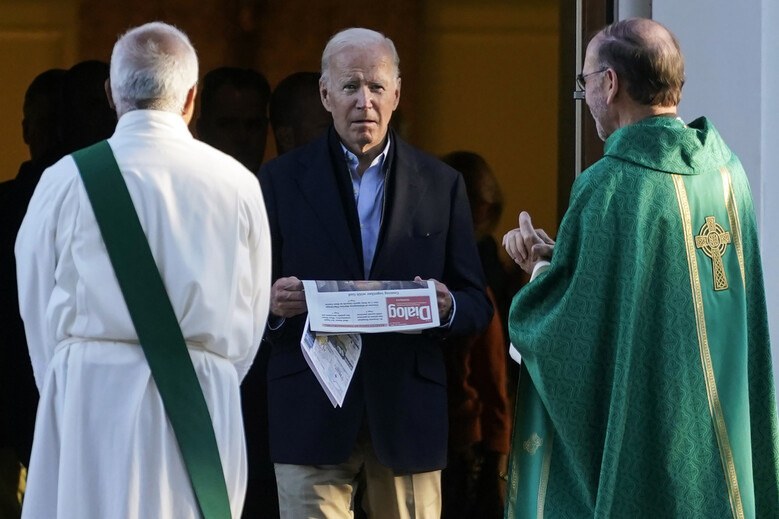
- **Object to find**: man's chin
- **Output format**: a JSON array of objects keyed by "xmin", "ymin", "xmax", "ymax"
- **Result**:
[{"xmin": 351, "ymin": 134, "xmax": 381, "ymax": 151}]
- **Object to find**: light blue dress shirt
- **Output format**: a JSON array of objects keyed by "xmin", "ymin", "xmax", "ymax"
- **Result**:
[{"xmin": 342, "ymin": 138, "xmax": 391, "ymax": 279}]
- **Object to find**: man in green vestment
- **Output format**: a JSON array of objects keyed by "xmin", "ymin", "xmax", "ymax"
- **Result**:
[{"xmin": 502, "ymin": 18, "xmax": 779, "ymax": 518}]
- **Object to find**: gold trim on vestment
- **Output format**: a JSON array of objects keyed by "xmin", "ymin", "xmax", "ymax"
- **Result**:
[
  {"xmin": 672, "ymin": 174, "xmax": 745, "ymax": 519},
  {"xmin": 507, "ymin": 454, "xmax": 518, "ymax": 519},
  {"xmin": 721, "ymin": 166, "xmax": 746, "ymax": 285},
  {"xmin": 537, "ymin": 429, "xmax": 553, "ymax": 519}
]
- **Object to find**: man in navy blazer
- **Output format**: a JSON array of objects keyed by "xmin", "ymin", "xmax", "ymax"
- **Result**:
[{"xmin": 258, "ymin": 27, "xmax": 493, "ymax": 519}]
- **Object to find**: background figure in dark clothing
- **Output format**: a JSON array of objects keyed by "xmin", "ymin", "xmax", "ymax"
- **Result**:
[
  {"xmin": 19, "ymin": 69, "xmax": 67, "ymax": 168},
  {"xmin": 0, "ymin": 62, "xmax": 116, "ymax": 517},
  {"xmin": 197, "ymin": 66, "xmax": 271, "ymax": 173},
  {"xmin": 440, "ymin": 151, "xmax": 513, "ymax": 519},
  {"xmin": 59, "ymin": 60, "xmax": 117, "ymax": 155},
  {"xmin": 0, "ymin": 68, "xmax": 65, "ymax": 519},
  {"xmin": 442, "ymin": 151, "xmax": 513, "ymax": 336},
  {"xmin": 269, "ymin": 71, "xmax": 331, "ymax": 156},
  {"xmin": 443, "ymin": 150, "xmax": 522, "ymax": 393},
  {"xmin": 1, "ymin": 67, "xmax": 65, "ymax": 468}
]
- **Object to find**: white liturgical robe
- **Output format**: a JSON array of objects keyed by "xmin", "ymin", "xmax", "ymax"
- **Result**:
[{"xmin": 15, "ymin": 109, "xmax": 271, "ymax": 519}]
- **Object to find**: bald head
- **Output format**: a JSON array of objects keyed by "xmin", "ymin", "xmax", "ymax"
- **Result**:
[
  {"xmin": 109, "ymin": 21, "xmax": 198, "ymax": 117},
  {"xmin": 593, "ymin": 18, "xmax": 684, "ymax": 107}
]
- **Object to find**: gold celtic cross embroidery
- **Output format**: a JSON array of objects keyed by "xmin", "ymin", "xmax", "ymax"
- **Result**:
[{"xmin": 694, "ymin": 216, "xmax": 731, "ymax": 291}]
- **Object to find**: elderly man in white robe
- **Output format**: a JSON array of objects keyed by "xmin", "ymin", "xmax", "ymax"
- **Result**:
[{"xmin": 15, "ymin": 22, "xmax": 271, "ymax": 519}]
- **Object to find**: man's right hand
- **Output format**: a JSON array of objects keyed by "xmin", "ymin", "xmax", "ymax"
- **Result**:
[
  {"xmin": 270, "ymin": 276, "xmax": 307, "ymax": 318},
  {"xmin": 502, "ymin": 211, "xmax": 555, "ymax": 275}
]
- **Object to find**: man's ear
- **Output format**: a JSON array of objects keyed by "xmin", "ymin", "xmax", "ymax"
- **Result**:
[
  {"xmin": 182, "ymin": 85, "xmax": 197, "ymax": 124},
  {"xmin": 605, "ymin": 68, "xmax": 619, "ymax": 105},
  {"xmin": 320, "ymin": 81, "xmax": 332, "ymax": 113},
  {"xmin": 104, "ymin": 78, "xmax": 116, "ymax": 111}
]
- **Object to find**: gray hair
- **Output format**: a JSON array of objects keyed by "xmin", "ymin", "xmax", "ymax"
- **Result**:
[
  {"xmin": 109, "ymin": 22, "xmax": 198, "ymax": 116},
  {"xmin": 320, "ymin": 28, "xmax": 400, "ymax": 86}
]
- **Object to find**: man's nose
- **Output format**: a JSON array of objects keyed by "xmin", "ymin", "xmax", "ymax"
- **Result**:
[{"xmin": 356, "ymin": 86, "xmax": 373, "ymax": 109}]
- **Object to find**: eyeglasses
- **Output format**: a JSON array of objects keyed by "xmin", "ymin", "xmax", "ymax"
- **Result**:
[
  {"xmin": 573, "ymin": 68, "xmax": 608, "ymax": 100},
  {"xmin": 576, "ymin": 68, "xmax": 608, "ymax": 90}
]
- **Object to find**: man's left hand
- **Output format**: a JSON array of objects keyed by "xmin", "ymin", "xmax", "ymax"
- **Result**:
[{"xmin": 415, "ymin": 276, "xmax": 453, "ymax": 323}]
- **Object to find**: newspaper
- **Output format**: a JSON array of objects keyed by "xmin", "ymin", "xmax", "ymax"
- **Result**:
[
  {"xmin": 301, "ymin": 279, "xmax": 440, "ymax": 333},
  {"xmin": 300, "ymin": 279, "xmax": 441, "ymax": 407},
  {"xmin": 300, "ymin": 316, "xmax": 361, "ymax": 407}
]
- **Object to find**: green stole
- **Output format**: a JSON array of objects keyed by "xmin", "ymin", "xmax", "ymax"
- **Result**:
[
  {"xmin": 671, "ymin": 166, "xmax": 753, "ymax": 519},
  {"xmin": 72, "ymin": 141, "xmax": 232, "ymax": 519},
  {"xmin": 505, "ymin": 363, "xmax": 554, "ymax": 519},
  {"xmin": 504, "ymin": 166, "xmax": 753, "ymax": 519}
]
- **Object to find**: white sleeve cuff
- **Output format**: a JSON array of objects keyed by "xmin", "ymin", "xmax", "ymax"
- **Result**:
[
  {"xmin": 509, "ymin": 342, "xmax": 522, "ymax": 365},
  {"xmin": 530, "ymin": 260, "xmax": 551, "ymax": 281}
]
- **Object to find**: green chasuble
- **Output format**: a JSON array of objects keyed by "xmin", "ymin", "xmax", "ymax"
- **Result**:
[{"xmin": 506, "ymin": 116, "xmax": 779, "ymax": 518}]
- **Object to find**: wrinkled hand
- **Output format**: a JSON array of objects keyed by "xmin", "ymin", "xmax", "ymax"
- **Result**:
[
  {"xmin": 502, "ymin": 211, "xmax": 555, "ymax": 275},
  {"xmin": 414, "ymin": 276, "xmax": 453, "ymax": 323},
  {"xmin": 270, "ymin": 276, "xmax": 307, "ymax": 318}
]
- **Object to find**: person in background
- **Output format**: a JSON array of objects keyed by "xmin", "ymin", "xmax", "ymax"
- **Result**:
[
  {"xmin": 441, "ymin": 151, "xmax": 514, "ymax": 339},
  {"xmin": 1, "ymin": 60, "xmax": 118, "ymax": 516},
  {"xmin": 269, "ymin": 71, "xmax": 332, "ymax": 156},
  {"xmin": 0, "ymin": 67, "xmax": 66, "ymax": 519},
  {"xmin": 440, "ymin": 151, "xmax": 511, "ymax": 519},
  {"xmin": 197, "ymin": 66, "xmax": 271, "ymax": 173},
  {"xmin": 59, "ymin": 60, "xmax": 117, "ymax": 155}
]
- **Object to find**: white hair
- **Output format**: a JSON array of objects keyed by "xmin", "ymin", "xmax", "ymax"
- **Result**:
[
  {"xmin": 109, "ymin": 21, "xmax": 198, "ymax": 116},
  {"xmin": 320, "ymin": 28, "xmax": 400, "ymax": 86}
]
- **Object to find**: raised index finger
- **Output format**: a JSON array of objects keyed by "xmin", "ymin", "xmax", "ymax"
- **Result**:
[{"xmin": 519, "ymin": 211, "xmax": 540, "ymax": 244}]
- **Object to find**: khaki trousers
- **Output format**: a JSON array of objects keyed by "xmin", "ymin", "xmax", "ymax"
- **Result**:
[{"xmin": 274, "ymin": 427, "xmax": 441, "ymax": 519}]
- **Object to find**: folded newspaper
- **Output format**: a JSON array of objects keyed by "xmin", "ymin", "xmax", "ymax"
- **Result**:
[
  {"xmin": 300, "ymin": 279, "xmax": 440, "ymax": 406},
  {"xmin": 302, "ymin": 279, "xmax": 440, "ymax": 333},
  {"xmin": 300, "ymin": 317, "xmax": 361, "ymax": 407}
]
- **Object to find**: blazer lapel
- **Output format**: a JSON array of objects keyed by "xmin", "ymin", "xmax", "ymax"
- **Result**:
[
  {"xmin": 373, "ymin": 136, "xmax": 427, "ymax": 276},
  {"xmin": 293, "ymin": 137, "xmax": 363, "ymax": 278}
]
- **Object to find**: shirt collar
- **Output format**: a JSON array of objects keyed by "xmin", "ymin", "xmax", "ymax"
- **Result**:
[
  {"xmin": 340, "ymin": 135, "xmax": 392, "ymax": 173},
  {"xmin": 114, "ymin": 109, "xmax": 192, "ymax": 138}
]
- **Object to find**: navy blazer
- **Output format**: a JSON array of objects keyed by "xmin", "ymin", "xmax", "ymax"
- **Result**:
[{"xmin": 258, "ymin": 127, "xmax": 493, "ymax": 473}]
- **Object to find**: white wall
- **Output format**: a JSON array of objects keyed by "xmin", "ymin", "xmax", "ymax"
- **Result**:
[
  {"xmin": 653, "ymin": 0, "xmax": 779, "ymax": 397},
  {"xmin": 761, "ymin": 0, "xmax": 779, "ymax": 394}
]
